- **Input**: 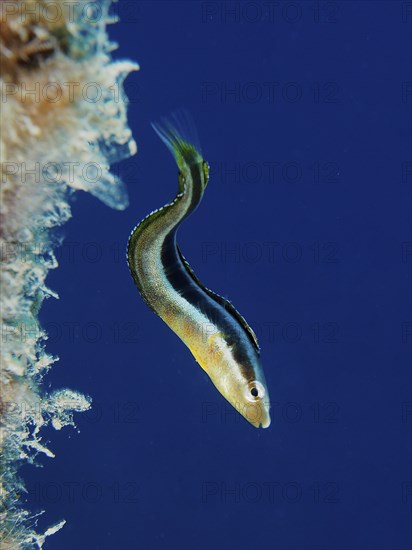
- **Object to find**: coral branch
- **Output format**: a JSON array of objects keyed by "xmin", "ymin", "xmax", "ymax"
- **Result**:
[{"xmin": 0, "ymin": 1, "xmax": 138, "ymax": 546}]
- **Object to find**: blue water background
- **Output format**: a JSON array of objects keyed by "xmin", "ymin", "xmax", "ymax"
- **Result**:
[{"xmin": 24, "ymin": 1, "xmax": 411, "ymax": 549}]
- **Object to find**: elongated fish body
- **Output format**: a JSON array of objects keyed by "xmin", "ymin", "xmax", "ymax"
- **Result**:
[{"xmin": 127, "ymin": 116, "xmax": 270, "ymax": 428}]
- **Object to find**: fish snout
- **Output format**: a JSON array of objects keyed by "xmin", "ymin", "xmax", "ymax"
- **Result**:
[{"xmin": 238, "ymin": 399, "xmax": 271, "ymax": 429}]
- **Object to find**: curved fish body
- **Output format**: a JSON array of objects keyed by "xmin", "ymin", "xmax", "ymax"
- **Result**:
[{"xmin": 127, "ymin": 116, "xmax": 270, "ymax": 428}]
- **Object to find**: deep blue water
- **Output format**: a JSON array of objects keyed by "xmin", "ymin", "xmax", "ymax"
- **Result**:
[{"xmin": 25, "ymin": 1, "xmax": 411, "ymax": 549}]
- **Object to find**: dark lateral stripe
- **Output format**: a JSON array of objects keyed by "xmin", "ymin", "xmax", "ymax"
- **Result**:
[
  {"xmin": 159, "ymin": 162, "xmax": 228, "ymax": 324},
  {"xmin": 159, "ymin": 161, "xmax": 257, "ymax": 379},
  {"xmin": 177, "ymin": 245, "xmax": 260, "ymax": 354},
  {"xmin": 161, "ymin": 232, "xmax": 215, "ymax": 313},
  {"xmin": 161, "ymin": 231, "xmax": 255, "ymax": 369}
]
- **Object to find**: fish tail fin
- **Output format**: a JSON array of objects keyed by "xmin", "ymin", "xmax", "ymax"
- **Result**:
[{"xmin": 151, "ymin": 109, "xmax": 203, "ymax": 171}]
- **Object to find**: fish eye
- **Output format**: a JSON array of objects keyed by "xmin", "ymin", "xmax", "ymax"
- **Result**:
[{"xmin": 245, "ymin": 381, "xmax": 265, "ymax": 402}]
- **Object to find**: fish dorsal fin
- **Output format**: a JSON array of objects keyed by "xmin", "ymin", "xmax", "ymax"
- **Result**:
[{"xmin": 177, "ymin": 246, "xmax": 260, "ymax": 354}]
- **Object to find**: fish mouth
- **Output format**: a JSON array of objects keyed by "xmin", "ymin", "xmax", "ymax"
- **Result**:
[
  {"xmin": 252, "ymin": 409, "xmax": 271, "ymax": 429},
  {"xmin": 258, "ymin": 414, "xmax": 271, "ymax": 429},
  {"xmin": 241, "ymin": 401, "xmax": 271, "ymax": 429}
]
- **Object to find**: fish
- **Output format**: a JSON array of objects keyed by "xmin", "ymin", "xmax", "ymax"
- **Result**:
[{"xmin": 127, "ymin": 112, "xmax": 271, "ymax": 428}]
